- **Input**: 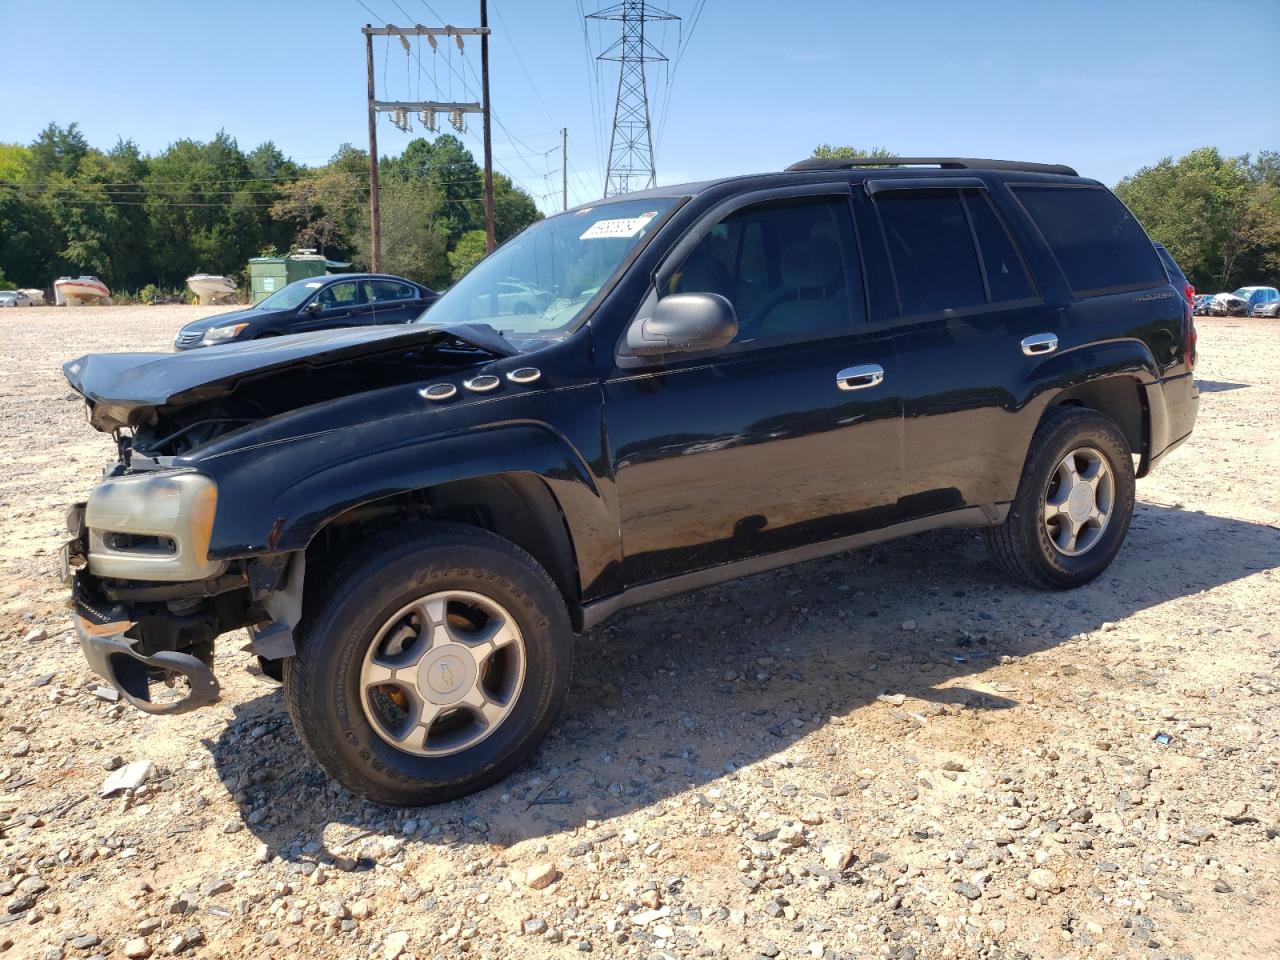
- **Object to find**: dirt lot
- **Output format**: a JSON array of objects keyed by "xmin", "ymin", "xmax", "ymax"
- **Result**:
[{"xmin": 0, "ymin": 305, "xmax": 1277, "ymax": 960}]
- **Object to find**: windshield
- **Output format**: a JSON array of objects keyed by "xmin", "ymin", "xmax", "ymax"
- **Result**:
[
  {"xmin": 416, "ymin": 198, "xmax": 677, "ymax": 340},
  {"xmin": 258, "ymin": 278, "xmax": 327, "ymax": 311}
]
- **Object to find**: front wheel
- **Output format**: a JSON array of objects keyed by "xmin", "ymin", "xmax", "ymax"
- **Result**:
[
  {"xmin": 283, "ymin": 522, "xmax": 573, "ymax": 806},
  {"xmin": 984, "ymin": 407, "xmax": 1135, "ymax": 589}
]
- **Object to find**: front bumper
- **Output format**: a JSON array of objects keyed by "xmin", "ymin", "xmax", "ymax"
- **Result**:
[{"xmin": 70, "ymin": 569, "xmax": 221, "ymax": 715}]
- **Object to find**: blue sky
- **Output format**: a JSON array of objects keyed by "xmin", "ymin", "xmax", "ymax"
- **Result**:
[{"xmin": 2, "ymin": 0, "xmax": 1277, "ymax": 212}]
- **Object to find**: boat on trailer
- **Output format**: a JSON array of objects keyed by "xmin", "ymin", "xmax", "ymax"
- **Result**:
[
  {"xmin": 186, "ymin": 274, "xmax": 238, "ymax": 305},
  {"xmin": 54, "ymin": 276, "xmax": 110, "ymax": 306}
]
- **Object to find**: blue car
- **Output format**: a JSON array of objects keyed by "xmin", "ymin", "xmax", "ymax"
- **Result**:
[{"xmin": 174, "ymin": 273, "xmax": 437, "ymax": 350}]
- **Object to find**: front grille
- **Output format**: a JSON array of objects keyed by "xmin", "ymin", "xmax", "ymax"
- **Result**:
[{"xmin": 176, "ymin": 331, "xmax": 202, "ymax": 346}]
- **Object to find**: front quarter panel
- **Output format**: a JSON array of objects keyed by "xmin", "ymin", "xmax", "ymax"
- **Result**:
[{"xmin": 190, "ymin": 375, "xmax": 619, "ymax": 599}]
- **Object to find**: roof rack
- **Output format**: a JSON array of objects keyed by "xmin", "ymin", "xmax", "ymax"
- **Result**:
[{"xmin": 785, "ymin": 156, "xmax": 1079, "ymax": 177}]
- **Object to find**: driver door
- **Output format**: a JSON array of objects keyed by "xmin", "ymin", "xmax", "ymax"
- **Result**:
[
  {"xmin": 300, "ymin": 279, "xmax": 369, "ymax": 331},
  {"xmin": 604, "ymin": 188, "xmax": 904, "ymax": 587}
]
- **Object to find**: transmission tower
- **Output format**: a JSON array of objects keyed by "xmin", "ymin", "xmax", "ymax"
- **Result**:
[{"xmin": 588, "ymin": 1, "xmax": 678, "ymax": 196}]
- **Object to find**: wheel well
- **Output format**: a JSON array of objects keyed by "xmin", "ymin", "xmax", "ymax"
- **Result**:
[
  {"xmin": 302, "ymin": 473, "xmax": 582, "ymax": 626},
  {"xmin": 1048, "ymin": 376, "xmax": 1148, "ymax": 470}
]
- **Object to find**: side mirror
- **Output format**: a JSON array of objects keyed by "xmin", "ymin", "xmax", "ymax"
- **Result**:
[
  {"xmin": 626, "ymin": 293, "xmax": 738, "ymax": 357},
  {"xmin": 304, "ymin": 300, "xmax": 323, "ymax": 314}
]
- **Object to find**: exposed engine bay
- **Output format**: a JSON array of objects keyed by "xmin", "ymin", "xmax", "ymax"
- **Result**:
[
  {"xmin": 63, "ymin": 324, "xmax": 513, "ymax": 458},
  {"xmin": 128, "ymin": 341, "xmax": 491, "ymax": 457}
]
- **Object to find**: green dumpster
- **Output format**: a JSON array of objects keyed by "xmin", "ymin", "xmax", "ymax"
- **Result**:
[{"xmin": 247, "ymin": 252, "xmax": 341, "ymax": 304}]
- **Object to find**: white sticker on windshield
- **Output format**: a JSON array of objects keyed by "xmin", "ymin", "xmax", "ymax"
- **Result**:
[
  {"xmin": 304, "ymin": 281, "xmax": 323, "ymax": 288},
  {"xmin": 579, "ymin": 211, "xmax": 658, "ymax": 240}
]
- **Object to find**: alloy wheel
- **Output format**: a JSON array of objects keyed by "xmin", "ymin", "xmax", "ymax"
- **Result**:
[
  {"xmin": 359, "ymin": 590, "xmax": 526, "ymax": 757},
  {"xmin": 1042, "ymin": 446, "xmax": 1115, "ymax": 557}
]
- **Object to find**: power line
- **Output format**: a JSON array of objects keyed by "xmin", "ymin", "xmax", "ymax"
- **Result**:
[{"xmin": 655, "ymin": 0, "xmax": 704, "ymax": 153}]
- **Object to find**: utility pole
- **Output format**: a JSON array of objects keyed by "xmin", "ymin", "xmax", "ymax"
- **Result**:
[
  {"xmin": 480, "ymin": 0, "xmax": 496, "ymax": 252},
  {"xmin": 361, "ymin": 19, "xmax": 494, "ymax": 263},
  {"xmin": 364, "ymin": 27, "xmax": 381, "ymax": 272},
  {"xmin": 588, "ymin": 1, "xmax": 677, "ymax": 196},
  {"xmin": 561, "ymin": 127, "xmax": 568, "ymax": 211}
]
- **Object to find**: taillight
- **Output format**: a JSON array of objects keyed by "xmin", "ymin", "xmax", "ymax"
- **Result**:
[
  {"xmin": 1186, "ymin": 302, "xmax": 1197, "ymax": 372},
  {"xmin": 1184, "ymin": 282, "xmax": 1195, "ymax": 304}
]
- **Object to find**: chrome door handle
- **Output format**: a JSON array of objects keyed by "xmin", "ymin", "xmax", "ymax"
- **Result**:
[
  {"xmin": 836, "ymin": 363, "xmax": 885, "ymax": 391},
  {"xmin": 1021, "ymin": 332, "xmax": 1058, "ymax": 356}
]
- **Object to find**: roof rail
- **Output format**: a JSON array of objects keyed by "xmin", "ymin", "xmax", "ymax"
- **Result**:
[{"xmin": 785, "ymin": 156, "xmax": 1079, "ymax": 177}]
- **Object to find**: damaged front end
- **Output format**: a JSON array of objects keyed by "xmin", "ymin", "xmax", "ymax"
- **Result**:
[
  {"xmin": 62, "ymin": 324, "xmax": 510, "ymax": 714},
  {"xmin": 64, "ymin": 501, "xmax": 303, "ymax": 714}
]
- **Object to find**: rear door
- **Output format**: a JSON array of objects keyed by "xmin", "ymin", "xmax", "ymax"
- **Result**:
[
  {"xmin": 365, "ymin": 279, "xmax": 425, "ymax": 325},
  {"xmin": 861, "ymin": 178, "xmax": 1058, "ymax": 517},
  {"xmin": 605, "ymin": 186, "xmax": 904, "ymax": 586}
]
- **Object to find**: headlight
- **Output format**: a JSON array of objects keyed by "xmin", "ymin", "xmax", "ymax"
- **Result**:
[
  {"xmin": 84, "ymin": 470, "xmax": 225, "ymax": 581},
  {"xmin": 202, "ymin": 322, "xmax": 249, "ymax": 344}
]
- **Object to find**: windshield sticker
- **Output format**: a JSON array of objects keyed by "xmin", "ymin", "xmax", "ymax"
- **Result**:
[
  {"xmin": 579, "ymin": 211, "xmax": 658, "ymax": 240},
  {"xmin": 304, "ymin": 281, "xmax": 323, "ymax": 288}
]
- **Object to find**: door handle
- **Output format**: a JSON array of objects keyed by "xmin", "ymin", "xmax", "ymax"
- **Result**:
[
  {"xmin": 836, "ymin": 363, "xmax": 885, "ymax": 391},
  {"xmin": 1021, "ymin": 332, "xmax": 1058, "ymax": 356}
]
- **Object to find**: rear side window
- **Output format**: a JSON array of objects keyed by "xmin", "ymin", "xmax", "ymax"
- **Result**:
[
  {"xmin": 1154, "ymin": 246, "xmax": 1187, "ymax": 285},
  {"xmin": 964, "ymin": 192, "xmax": 1035, "ymax": 302},
  {"xmin": 369, "ymin": 279, "xmax": 417, "ymax": 302},
  {"xmin": 873, "ymin": 189, "xmax": 1033, "ymax": 315},
  {"xmin": 1012, "ymin": 185, "xmax": 1164, "ymax": 294}
]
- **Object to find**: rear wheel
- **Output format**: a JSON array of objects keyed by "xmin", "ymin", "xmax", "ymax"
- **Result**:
[
  {"xmin": 984, "ymin": 407, "xmax": 1135, "ymax": 588},
  {"xmin": 283, "ymin": 522, "xmax": 573, "ymax": 806}
]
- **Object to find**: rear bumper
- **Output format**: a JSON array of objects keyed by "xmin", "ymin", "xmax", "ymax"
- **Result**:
[{"xmin": 1143, "ymin": 371, "xmax": 1198, "ymax": 475}]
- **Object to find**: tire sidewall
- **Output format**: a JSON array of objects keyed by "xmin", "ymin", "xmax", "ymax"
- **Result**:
[
  {"xmin": 293, "ymin": 532, "xmax": 571, "ymax": 804},
  {"xmin": 1021, "ymin": 412, "xmax": 1135, "ymax": 587}
]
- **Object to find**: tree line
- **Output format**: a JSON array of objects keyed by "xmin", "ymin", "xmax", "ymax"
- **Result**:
[
  {"xmin": 3, "ymin": 129, "xmax": 1275, "ymax": 297},
  {"xmin": 0, "ymin": 122, "xmax": 542, "ymax": 294},
  {"xmin": 816, "ymin": 144, "xmax": 1280, "ymax": 292}
]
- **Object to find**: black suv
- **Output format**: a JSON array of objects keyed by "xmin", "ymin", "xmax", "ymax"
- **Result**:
[{"xmin": 61, "ymin": 157, "xmax": 1198, "ymax": 806}]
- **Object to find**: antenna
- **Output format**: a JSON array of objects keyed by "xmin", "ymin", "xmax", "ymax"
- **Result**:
[{"xmin": 587, "ymin": 1, "xmax": 678, "ymax": 196}]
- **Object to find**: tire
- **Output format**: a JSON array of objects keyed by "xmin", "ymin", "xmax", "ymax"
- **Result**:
[
  {"xmin": 283, "ymin": 522, "xmax": 573, "ymax": 806},
  {"xmin": 983, "ymin": 406, "xmax": 1135, "ymax": 589}
]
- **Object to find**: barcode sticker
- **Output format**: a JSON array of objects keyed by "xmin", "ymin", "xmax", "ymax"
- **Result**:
[{"xmin": 579, "ymin": 211, "xmax": 657, "ymax": 240}]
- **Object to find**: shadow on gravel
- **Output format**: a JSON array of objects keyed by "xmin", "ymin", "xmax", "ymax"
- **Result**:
[
  {"xmin": 1195, "ymin": 380, "xmax": 1250, "ymax": 393},
  {"xmin": 205, "ymin": 501, "xmax": 1280, "ymax": 863}
]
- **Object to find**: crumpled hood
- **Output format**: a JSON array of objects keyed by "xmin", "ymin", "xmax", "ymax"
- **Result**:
[{"xmin": 64, "ymin": 323, "xmax": 515, "ymax": 432}]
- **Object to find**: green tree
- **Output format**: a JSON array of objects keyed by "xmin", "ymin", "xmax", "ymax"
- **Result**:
[
  {"xmin": 811, "ymin": 144, "xmax": 897, "ymax": 161},
  {"xmin": 493, "ymin": 173, "xmax": 541, "ymax": 243},
  {"xmin": 1116, "ymin": 148, "xmax": 1280, "ymax": 290},
  {"xmin": 448, "ymin": 229, "xmax": 488, "ymax": 281},
  {"xmin": 28, "ymin": 122, "xmax": 89, "ymax": 179},
  {"xmin": 0, "ymin": 123, "xmax": 544, "ymax": 293},
  {"xmin": 360, "ymin": 178, "xmax": 450, "ymax": 287}
]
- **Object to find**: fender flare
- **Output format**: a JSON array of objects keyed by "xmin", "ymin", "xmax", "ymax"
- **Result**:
[{"xmin": 1027, "ymin": 336, "xmax": 1164, "ymax": 471}]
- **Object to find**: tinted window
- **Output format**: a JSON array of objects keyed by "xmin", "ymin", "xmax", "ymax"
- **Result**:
[
  {"xmin": 1154, "ymin": 245, "xmax": 1187, "ymax": 285},
  {"xmin": 1013, "ymin": 185, "xmax": 1164, "ymax": 293},
  {"xmin": 315, "ymin": 281, "xmax": 361, "ymax": 308},
  {"xmin": 369, "ymin": 280, "xmax": 416, "ymax": 302},
  {"xmin": 963, "ymin": 191, "xmax": 1035, "ymax": 302},
  {"xmin": 668, "ymin": 196, "xmax": 863, "ymax": 344},
  {"xmin": 876, "ymin": 190, "xmax": 985, "ymax": 314}
]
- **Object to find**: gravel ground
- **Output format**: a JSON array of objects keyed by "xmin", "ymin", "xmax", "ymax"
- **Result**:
[{"xmin": 0, "ymin": 305, "xmax": 1277, "ymax": 960}]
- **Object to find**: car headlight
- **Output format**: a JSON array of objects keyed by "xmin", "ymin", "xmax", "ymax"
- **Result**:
[
  {"xmin": 202, "ymin": 322, "xmax": 250, "ymax": 344},
  {"xmin": 84, "ymin": 470, "xmax": 225, "ymax": 581}
]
